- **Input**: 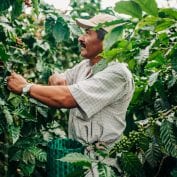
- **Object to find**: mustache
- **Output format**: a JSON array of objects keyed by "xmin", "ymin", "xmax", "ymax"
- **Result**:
[{"xmin": 79, "ymin": 41, "xmax": 86, "ymax": 48}]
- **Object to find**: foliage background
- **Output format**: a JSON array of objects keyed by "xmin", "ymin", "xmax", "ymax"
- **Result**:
[{"xmin": 0, "ymin": 0, "xmax": 177, "ymax": 177}]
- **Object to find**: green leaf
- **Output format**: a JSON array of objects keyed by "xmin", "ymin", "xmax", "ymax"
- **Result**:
[
  {"xmin": 22, "ymin": 149, "xmax": 36, "ymax": 164},
  {"xmin": 8, "ymin": 93, "xmax": 22, "ymax": 108},
  {"xmin": 101, "ymin": 48, "xmax": 123, "ymax": 61},
  {"xmin": 53, "ymin": 17, "xmax": 70, "ymax": 42},
  {"xmin": 103, "ymin": 26, "xmax": 123, "ymax": 51},
  {"xmin": 155, "ymin": 81, "xmax": 167, "ymax": 100},
  {"xmin": 157, "ymin": 32, "xmax": 169, "ymax": 44},
  {"xmin": 149, "ymin": 51, "xmax": 166, "ymax": 64},
  {"xmin": 19, "ymin": 163, "xmax": 35, "ymax": 176},
  {"xmin": 146, "ymin": 60, "xmax": 161, "ymax": 69},
  {"xmin": 171, "ymin": 169, "xmax": 177, "ymax": 177},
  {"xmin": 10, "ymin": 150, "xmax": 22, "ymax": 161},
  {"xmin": 131, "ymin": 87, "xmax": 145, "ymax": 105},
  {"xmin": 137, "ymin": 16, "xmax": 158, "ymax": 29},
  {"xmin": 92, "ymin": 59, "xmax": 107, "ymax": 75},
  {"xmin": 22, "ymin": 146, "xmax": 46, "ymax": 164},
  {"xmin": 94, "ymin": 19, "xmax": 128, "ymax": 32},
  {"xmin": 45, "ymin": 16, "xmax": 56, "ymax": 35},
  {"xmin": 0, "ymin": 98, "xmax": 5, "ymax": 106},
  {"xmin": 69, "ymin": 23, "xmax": 83, "ymax": 37},
  {"xmin": 148, "ymin": 72, "xmax": 159, "ymax": 87},
  {"xmin": 8, "ymin": 125, "xmax": 20, "ymax": 144},
  {"xmin": 128, "ymin": 59, "xmax": 136, "ymax": 71},
  {"xmin": 170, "ymin": 45, "xmax": 177, "ymax": 72},
  {"xmin": 29, "ymin": 98, "xmax": 48, "ymax": 108},
  {"xmin": 31, "ymin": 147, "xmax": 47, "ymax": 162},
  {"xmin": 114, "ymin": 1, "xmax": 142, "ymax": 19},
  {"xmin": 160, "ymin": 120, "xmax": 177, "ymax": 157},
  {"xmin": 159, "ymin": 8, "xmax": 177, "ymax": 20},
  {"xmin": 0, "ymin": 43, "xmax": 9, "ymax": 61},
  {"xmin": 155, "ymin": 18, "xmax": 174, "ymax": 32},
  {"xmin": 14, "ymin": 109, "xmax": 35, "ymax": 121},
  {"xmin": 11, "ymin": 0, "xmax": 23, "ymax": 20},
  {"xmin": 133, "ymin": 0, "xmax": 158, "ymax": 16},
  {"xmin": 3, "ymin": 107, "xmax": 13, "ymax": 125},
  {"xmin": 0, "ymin": 0, "xmax": 11, "ymax": 12},
  {"xmin": 121, "ymin": 152, "xmax": 145, "ymax": 177},
  {"xmin": 98, "ymin": 163, "xmax": 116, "ymax": 177},
  {"xmin": 138, "ymin": 134, "xmax": 150, "ymax": 151},
  {"xmin": 59, "ymin": 153, "xmax": 92, "ymax": 168},
  {"xmin": 32, "ymin": 0, "xmax": 39, "ymax": 15},
  {"xmin": 145, "ymin": 143, "xmax": 161, "ymax": 167},
  {"xmin": 168, "ymin": 70, "xmax": 177, "ymax": 89},
  {"xmin": 146, "ymin": 51, "xmax": 166, "ymax": 69},
  {"xmin": 37, "ymin": 106, "xmax": 48, "ymax": 118}
]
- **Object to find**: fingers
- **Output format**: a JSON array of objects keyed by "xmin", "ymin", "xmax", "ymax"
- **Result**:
[
  {"xmin": 6, "ymin": 72, "xmax": 17, "ymax": 80},
  {"xmin": 6, "ymin": 74, "xmax": 14, "ymax": 82},
  {"xmin": 11, "ymin": 71, "xmax": 16, "ymax": 75},
  {"xmin": 6, "ymin": 76, "xmax": 13, "ymax": 91},
  {"xmin": 48, "ymin": 73, "xmax": 58, "ymax": 85},
  {"xmin": 6, "ymin": 76, "xmax": 12, "ymax": 91},
  {"xmin": 6, "ymin": 76, "xmax": 11, "ymax": 82},
  {"xmin": 48, "ymin": 72, "xmax": 67, "ymax": 86},
  {"xmin": 6, "ymin": 71, "xmax": 21, "ymax": 82},
  {"xmin": 5, "ymin": 72, "xmax": 27, "ymax": 93},
  {"xmin": 11, "ymin": 72, "xmax": 21, "ymax": 78},
  {"xmin": 48, "ymin": 75, "xmax": 52, "ymax": 85}
]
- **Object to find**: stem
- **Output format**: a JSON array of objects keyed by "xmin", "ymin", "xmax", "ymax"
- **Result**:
[
  {"xmin": 154, "ymin": 156, "xmax": 168, "ymax": 177},
  {"xmin": 9, "ymin": 45, "xmax": 26, "ymax": 52},
  {"xmin": 3, "ymin": 132, "xmax": 9, "ymax": 177}
]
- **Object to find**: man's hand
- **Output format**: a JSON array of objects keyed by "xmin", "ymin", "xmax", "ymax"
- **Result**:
[
  {"xmin": 48, "ymin": 72, "xmax": 67, "ymax": 86},
  {"xmin": 7, "ymin": 72, "xmax": 28, "ymax": 94}
]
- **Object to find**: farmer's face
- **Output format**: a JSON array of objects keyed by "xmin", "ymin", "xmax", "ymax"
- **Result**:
[{"xmin": 78, "ymin": 29, "xmax": 103, "ymax": 59}]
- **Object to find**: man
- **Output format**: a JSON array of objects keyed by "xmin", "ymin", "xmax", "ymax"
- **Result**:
[{"xmin": 7, "ymin": 13, "xmax": 134, "ymax": 154}]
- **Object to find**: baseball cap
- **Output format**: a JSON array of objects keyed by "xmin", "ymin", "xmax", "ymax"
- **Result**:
[{"xmin": 76, "ymin": 13, "xmax": 117, "ymax": 32}]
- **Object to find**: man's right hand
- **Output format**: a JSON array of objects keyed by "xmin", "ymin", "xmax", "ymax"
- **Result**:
[{"xmin": 48, "ymin": 72, "xmax": 67, "ymax": 86}]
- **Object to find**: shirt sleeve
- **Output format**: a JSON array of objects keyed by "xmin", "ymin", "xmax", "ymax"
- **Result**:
[
  {"xmin": 62, "ymin": 68, "xmax": 74, "ymax": 85},
  {"xmin": 68, "ymin": 65, "xmax": 132, "ymax": 119},
  {"xmin": 62, "ymin": 60, "xmax": 89, "ymax": 85}
]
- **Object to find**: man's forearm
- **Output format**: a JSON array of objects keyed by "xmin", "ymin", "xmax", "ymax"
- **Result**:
[{"xmin": 29, "ymin": 84, "xmax": 77, "ymax": 108}]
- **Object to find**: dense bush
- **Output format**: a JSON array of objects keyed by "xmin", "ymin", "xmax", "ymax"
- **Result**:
[
  {"xmin": 59, "ymin": 1, "xmax": 177, "ymax": 177},
  {"xmin": 0, "ymin": 1, "xmax": 83, "ymax": 176},
  {"xmin": 0, "ymin": 0, "xmax": 177, "ymax": 177}
]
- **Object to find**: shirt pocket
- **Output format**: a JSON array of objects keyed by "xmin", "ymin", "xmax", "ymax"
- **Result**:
[{"xmin": 74, "ymin": 109, "xmax": 103, "ymax": 144}]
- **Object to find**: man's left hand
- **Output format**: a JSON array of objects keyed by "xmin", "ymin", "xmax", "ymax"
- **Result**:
[{"xmin": 7, "ymin": 72, "xmax": 28, "ymax": 94}]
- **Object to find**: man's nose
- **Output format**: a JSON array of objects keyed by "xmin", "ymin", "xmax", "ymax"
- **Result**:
[{"xmin": 78, "ymin": 35, "xmax": 84, "ymax": 42}]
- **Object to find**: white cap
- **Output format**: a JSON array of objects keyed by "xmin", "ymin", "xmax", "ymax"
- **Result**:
[{"xmin": 76, "ymin": 13, "xmax": 117, "ymax": 32}]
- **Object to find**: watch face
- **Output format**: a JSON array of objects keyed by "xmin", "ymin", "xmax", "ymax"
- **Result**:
[
  {"xmin": 22, "ymin": 86, "xmax": 28, "ymax": 93},
  {"xmin": 22, "ymin": 84, "xmax": 33, "ymax": 94},
  {"xmin": 23, "ymin": 86, "xmax": 28, "ymax": 93}
]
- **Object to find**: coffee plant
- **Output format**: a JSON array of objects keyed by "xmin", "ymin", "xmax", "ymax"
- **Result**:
[
  {"xmin": 0, "ymin": 0, "xmax": 103, "ymax": 176},
  {"xmin": 59, "ymin": 0, "xmax": 177, "ymax": 177},
  {"xmin": 0, "ymin": 0, "xmax": 177, "ymax": 177},
  {"xmin": 0, "ymin": 0, "xmax": 83, "ymax": 176}
]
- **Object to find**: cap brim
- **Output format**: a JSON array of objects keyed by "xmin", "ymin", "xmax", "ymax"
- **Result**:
[{"xmin": 76, "ymin": 18, "xmax": 96, "ymax": 29}]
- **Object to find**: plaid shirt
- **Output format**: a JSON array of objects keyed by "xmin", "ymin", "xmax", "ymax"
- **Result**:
[{"xmin": 63, "ymin": 59, "xmax": 134, "ymax": 145}]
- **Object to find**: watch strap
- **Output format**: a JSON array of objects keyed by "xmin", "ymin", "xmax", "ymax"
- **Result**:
[{"xmin": 22, "ymin": 83, "xmax": 34, "ymax": 95}]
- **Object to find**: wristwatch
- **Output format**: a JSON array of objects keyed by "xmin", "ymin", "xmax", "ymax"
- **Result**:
[{"xmin": 22, "ymin": 83, "xmax": 34, "ymax": 95}]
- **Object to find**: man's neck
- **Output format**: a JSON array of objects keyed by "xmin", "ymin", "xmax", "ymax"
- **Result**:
[{"xmin": 89, "ymin": 56, "xmax": 101, "ymax": 66}]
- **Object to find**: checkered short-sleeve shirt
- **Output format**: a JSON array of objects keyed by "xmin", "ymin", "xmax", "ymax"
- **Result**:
[{"xmin": 63, "ymin": 59, "xmax": 134, "ymax": 145}]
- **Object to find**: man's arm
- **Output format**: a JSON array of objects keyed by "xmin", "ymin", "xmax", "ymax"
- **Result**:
[
  {"xmin": 29, "ymin": 84, "xmax": 77, "ymax": 108},
  {"xmin": 7, "ymin": 72, "xmax": 77, "ymax": 108}
]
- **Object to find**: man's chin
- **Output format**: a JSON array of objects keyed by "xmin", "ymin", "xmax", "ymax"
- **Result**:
[{"xmin": 80, "ymin": 51, "xmax": 88, "ymax": 58}]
